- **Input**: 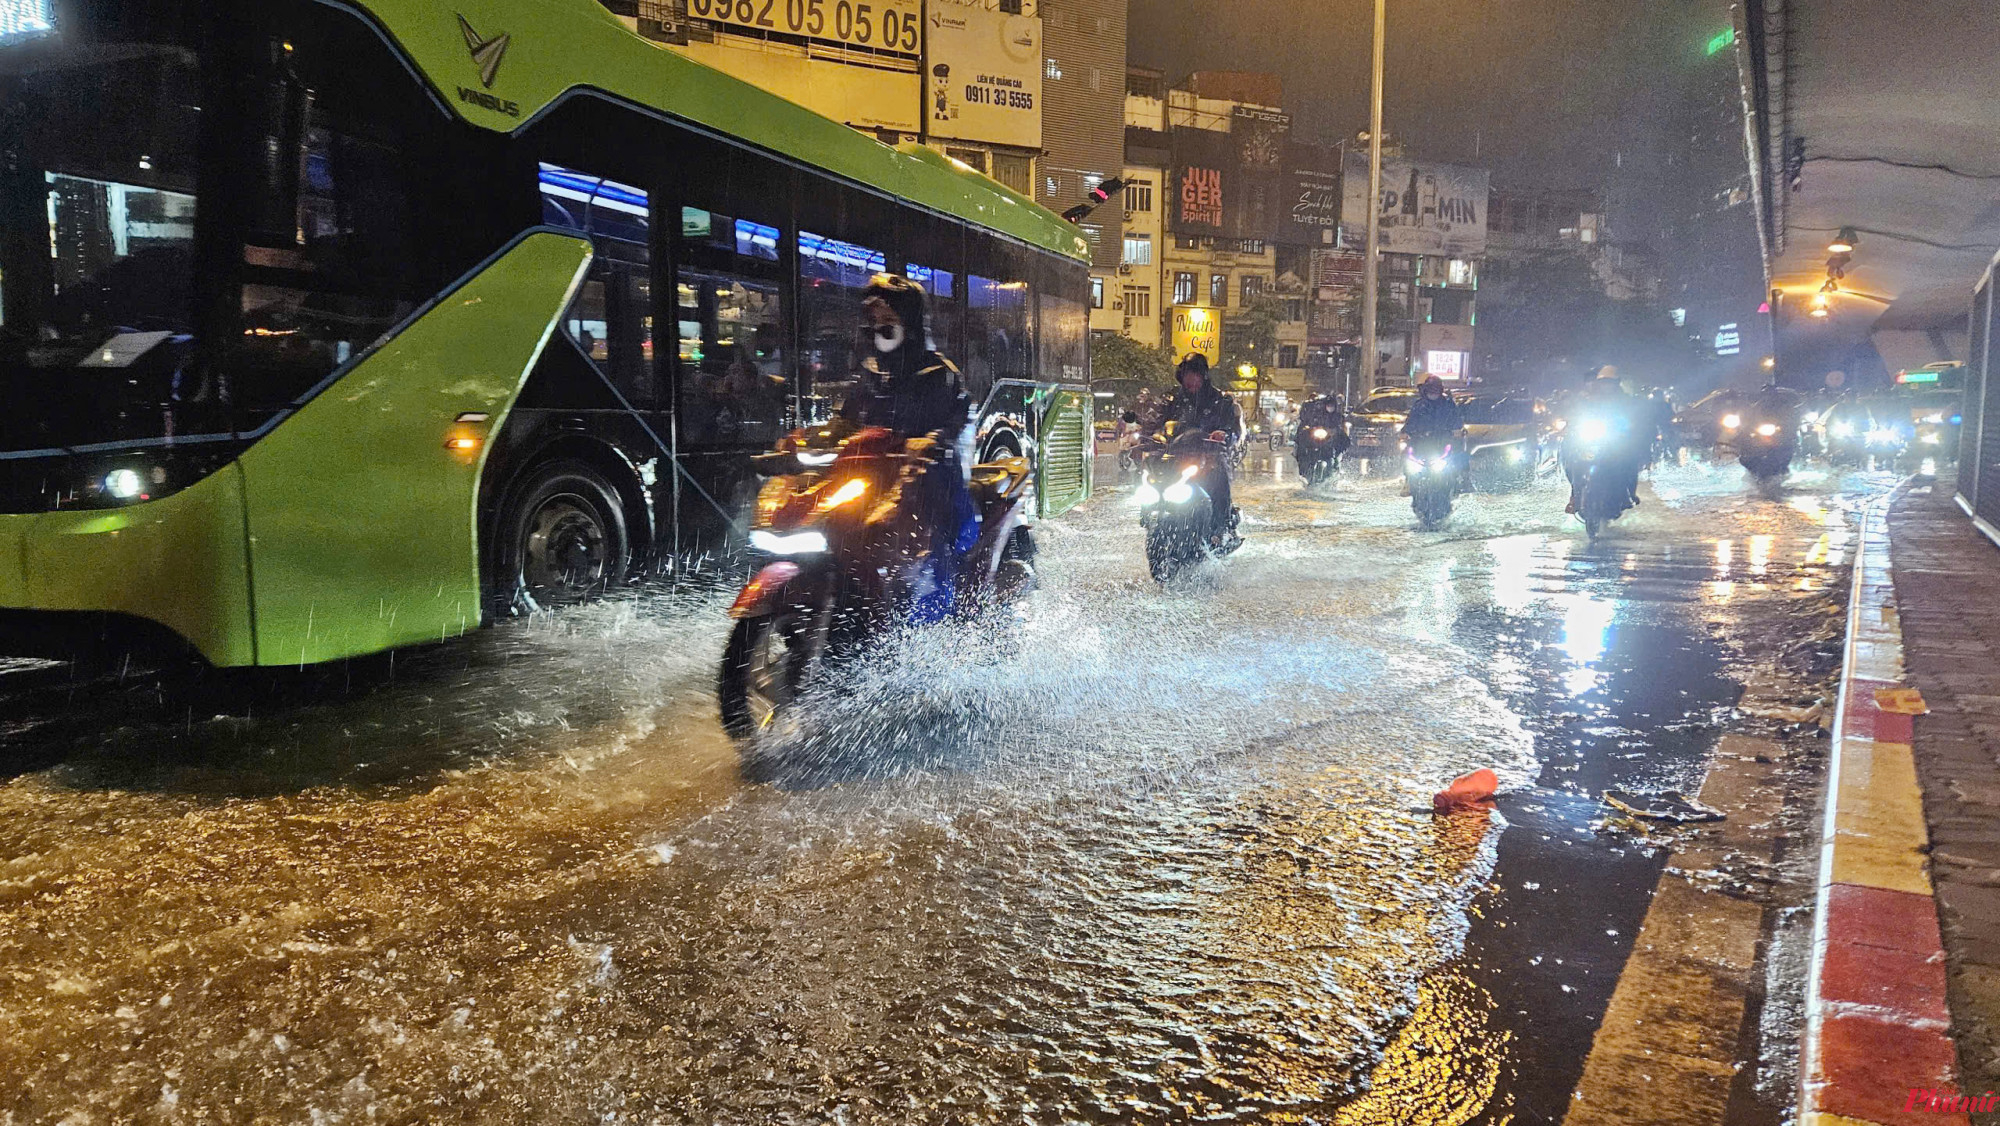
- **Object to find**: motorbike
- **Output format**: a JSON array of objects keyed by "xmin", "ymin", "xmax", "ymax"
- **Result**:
[
  {"xmin": 1294, "ymin": 424, "xmax": 1344, "ymax": 487},
  {"xmin": 1736, "ymin": 416, "xmax": 1797, "ymax": 482},
  {"xmin": 1135, "ymin": 433, "xmax": 1239, "ymax": 581},
  {"xmin": 1569, "ymin": 415, "xmax": 1638, "ymax": 540},
  {"xmin": 1404, "ymin": 436, "xmax": 1457, "ymax": 529},
  {"xmin": 718, "ymin": 419, "xmax": 1036, "ymax": 738}
]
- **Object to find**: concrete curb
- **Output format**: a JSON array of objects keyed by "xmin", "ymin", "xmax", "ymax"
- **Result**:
[{"xmin": 1802, "ymin": 486, "xmax": 1971, "ymax": 1125}]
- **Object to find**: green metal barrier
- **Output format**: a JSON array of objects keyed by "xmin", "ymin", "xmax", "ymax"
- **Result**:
[{"xmin": 1035, "ymin": 386, "xmax": 1094, "ymax": 518}]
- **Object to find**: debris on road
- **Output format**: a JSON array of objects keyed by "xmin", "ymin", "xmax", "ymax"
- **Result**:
[{"xmin": 1603, "ymin": 789, "xmax": 1726, "ymax": 823}]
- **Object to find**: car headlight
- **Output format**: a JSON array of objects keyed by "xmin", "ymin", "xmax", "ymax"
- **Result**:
[
  {"xmin": 1721, "ymin": 413, "xmax": 1741, "ymax": 430},
  {"xmin": 749, "ymin": 529, "xmax": 828, "ymax": 555},
  {"xmin": 103, "ymin": 468, "xmax": 145, "ymax": 500},
  {"xmin": 1923, "ymin": 432, "xmax": 1942, "ymax": 445},
  {"xmin": 1754, "ymin": 423, "xmax": 1779, "ymax": 437},
  {"xmin": 1134, "ymin": 482, "xmax": 1161, "ymax": 505},
  {"xmin": 1162, "ymin": 481, "xmax": 1194, "ymax": 504},
  {"xmin": 1311, "ymin": 428, "xmax": 1329, "ymax": 440},
  {"xmin": 1579, "ymin": 419, "xmax": 1608, "ymax": 443},
  {"xmin": 1831, "ymin": 422, "xmax": 1854, "ymax": 438}
]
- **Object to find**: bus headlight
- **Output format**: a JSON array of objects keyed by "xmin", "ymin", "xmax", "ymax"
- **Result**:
[{"xmin": 103, "ymin": 468, "xmax": 145, "ymax": 500}]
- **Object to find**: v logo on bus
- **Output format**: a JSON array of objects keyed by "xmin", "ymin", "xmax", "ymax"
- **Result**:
[{"xmin": 457, "ymin": 14, "xmax": 510, "ymax": 88}]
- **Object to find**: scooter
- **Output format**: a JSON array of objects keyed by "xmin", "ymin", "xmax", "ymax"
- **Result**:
[
  {"xmin": 1135, "ymin": 434, "xmax": 1240, "ymax": 581},
  {"xmin": 1404, "ymin": 437, "xmax": 1457, "ymax": 529},
  {"xmin": 718, "ymin": 420, "xmax": 1035, "ymax": 738},
  {"xmin": 1569, "ymin": 415, "xmax": 1638, "ymax": 540},
  {"xmin": 1294, "ymin": 424, "xmax": 1345, "ymax": 488},
  {"xmin": 1736, "ymin": 416, "xmax": 1796, "ymax": 483}
]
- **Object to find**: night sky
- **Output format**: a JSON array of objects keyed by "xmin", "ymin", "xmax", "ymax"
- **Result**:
[{"xmin": 1126, "ymin": 0, "xmax": 1729, "ymax": 192}]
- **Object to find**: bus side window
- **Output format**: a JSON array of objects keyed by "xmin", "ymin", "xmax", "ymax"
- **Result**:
[
  {"xmin": 798, "ymin": 229, "xmax": 886, "ymax": 423},
  {"xmin": 676, "ymin": 207, "xmax": 787, "ymax": 447},
  {"xmin": 968, "ymin": 273, "xmax": 1028, "ymax": 389},
  {"xmin": 537, "ymin": 163, "xmax": 656, "ymax": 406}
]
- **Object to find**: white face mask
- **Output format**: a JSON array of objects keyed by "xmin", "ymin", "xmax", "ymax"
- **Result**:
[{"xmin": 872, "ymin": 323, "xmax": 906, "ymax": 353}]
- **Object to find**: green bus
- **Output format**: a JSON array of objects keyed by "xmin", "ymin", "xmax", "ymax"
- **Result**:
[{"xmin": 0, "ymin": 0, "xmax": 1093, "ymax": 668}]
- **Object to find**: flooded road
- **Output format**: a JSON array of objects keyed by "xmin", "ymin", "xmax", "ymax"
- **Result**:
[{"xmin": 0, "ymin": 455, "xmax": 1876, "ymax": 1123}]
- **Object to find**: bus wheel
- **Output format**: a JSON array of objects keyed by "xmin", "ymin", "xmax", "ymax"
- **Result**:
[{"xmin": 497, "ymin": 459, "xmax": 631, "ymax": 614}]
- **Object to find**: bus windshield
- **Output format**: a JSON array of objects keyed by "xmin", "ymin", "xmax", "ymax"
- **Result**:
[{"xmin": 0, "ymin": 38, "xmax": 201, "ymax": 448}]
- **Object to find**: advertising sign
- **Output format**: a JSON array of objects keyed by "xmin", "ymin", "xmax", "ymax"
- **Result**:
[
  {"xmin": 1341, "ymin": 153, "xmax": 1489, "ymax": 256},
  {"xmin": 1170, "ymin": 129, "xmax": 1233, "ymax": 238},
  {"xmin": 1278, "ymin": 143, "xmax": 1342, "ymax": 246},
  {"xmin": 1171, "ymin": 305, "xmax": 1222, "ymax": 366},
  {"xmin": 1419, "ymin": 323, "xmax": 1474, "ymax": 354},
  {"xmin": 686, "ymin": 0, "xmax": 923, "ymax": 54},
  {"xmin": 925, "ymin": 7, "xmax": 1041, "ymax": 148},
  {"xmin": 1425, "ymin": 350, "xmax": 1466, "ymax": 380},
  {"xmin": 1229, "ymin": 106, "xmax": 1289, "ymax": 241}
]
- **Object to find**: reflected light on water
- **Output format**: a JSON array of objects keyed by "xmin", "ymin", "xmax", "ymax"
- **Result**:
[
  {"xmin": 1560, "ymin": 597, "xmax": 1615, "ymax": 665},
  {"xmin": 1713, "ymin": 538, "xmax": 1733, "ymax": 578},
  {"xmin": 1748, "ymin": 534, "xmax": 1773, "ymax": 577}
]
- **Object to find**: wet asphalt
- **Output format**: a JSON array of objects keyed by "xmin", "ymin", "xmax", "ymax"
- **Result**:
[{"xmin": 0, "ymin": 450, "xmax": 1879, "ymax": 1124}]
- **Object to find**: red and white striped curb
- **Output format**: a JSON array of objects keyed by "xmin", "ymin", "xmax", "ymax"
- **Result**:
[{"xmin": 1801, "ymin": 490, "xmax": 1967, "ymax": 1125}]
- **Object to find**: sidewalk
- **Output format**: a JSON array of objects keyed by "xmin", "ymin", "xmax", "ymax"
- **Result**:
[{"xmin": 1888, "ymin": 484, "xmax": 2000, "ymax": 1117}]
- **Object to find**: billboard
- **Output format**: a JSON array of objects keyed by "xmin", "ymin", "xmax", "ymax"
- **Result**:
[
  {"xmin": 1278, "ymin": 143, "xmax": 1342, "ymax": 246},
  {"xmin": 1170, "ymin": 128, "xmax": 1234, "ymax": 238},
  {"xmin": 925, "ymin": 7, "xmax": 1041, "ymax": 148},
  {"xmin": 686, "ymin": 0, "xmax": 922, "ymax": 54},
  {"xmin": 1341, "ymin": 153, "xmax": 1489, "ymax": 256}
]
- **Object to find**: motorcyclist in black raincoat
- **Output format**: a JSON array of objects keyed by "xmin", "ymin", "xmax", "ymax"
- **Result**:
[
  {"xmin": 1401, "ymin": 375, "xmax": 1467, "ymax": 492},
  {"xmin": 1562, "ymin": 368, "xmax": 1644, "ymax": 513},
  {"xmin": 1157, "ymin": 354, "xmax": 1243, "ymax": 542},
  {"xmin": 841, "ymin": 273, "xmax": 976, "ymax": 618}
]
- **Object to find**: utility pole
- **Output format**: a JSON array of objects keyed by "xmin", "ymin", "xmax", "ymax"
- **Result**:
[{"xmin": 1358, "ymin": 0, "xmax": 1386, "ymax": 398}]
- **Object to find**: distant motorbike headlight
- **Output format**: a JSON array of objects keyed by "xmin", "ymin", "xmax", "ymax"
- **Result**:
[
  {"xmin": 1922, "ymin": 413, "xmax": 1945, "ymax": 425},
  {"xmin": 1311, "ymin": 428, "xmax": 1329, "ymax": 441},
  {"xmin": 795, "ymin": 450, "xmax": 838, "ymax": 467},
  {"xmin": 1579, "ymin": 419, "xmax": 1608, "ymax": 443},
  {"xmin": 1162, "ymin": 480, "xmax": 1195, "ymax": 504},
  {"xmin": 1754, "ymin": 422, "xmax": 1779, "ymax": 437},
  {"xmin": 1134, "ymin": 482, "xmax": 1161, "ymax": 505},
  {"xmin": 1552, "ymin": 418, "xmax": 1567, "ymax": 431},
  {"xmin": 1429, "ymin": 456, "xmax": 1452, "ymax": 473},
  {"xmin": 1922, "ymin": 432, "xmax": 1943, "ymax": 445},
  {"xmin": 749, "ymin": 529, "xmax": 828, "ymax": 555},
  {"xmin": 1721, "ymin": 413, "xmax": 1741, "ymax": 430},
  {"xmin": 1866, "ymin": 428, "xmax": 1898, "ymax": 445},
  {"xmin": 1506, "ymin": 446, "xmax": 1525, "ymax": 462},
  {"xmin": 1831, "ymin": 422, "xmax": 1855, "ymax": 439}
]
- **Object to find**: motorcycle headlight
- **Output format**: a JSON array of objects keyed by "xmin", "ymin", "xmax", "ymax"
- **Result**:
[
  {"xmin": 1429, "ymin": 456, "xmax": 1452, "ymax": 473},
  {"xmin": 1311, "ymin": 428, "xmax": 1329, "ymax": 441},
  {"xmin": 1866, "ymin": 428, "xmax": 1898, "ymax": 445},
  {"xmin": 1134, "ymin": 482, "xmax": 1161, "ymax": 505},
  {"xmin": 1552, "ymin": 417, "xmax": 1567, "ymax": 431},
  {"xmin": 1923, "ymin": 432, "xmax": 1942, "ymax": 445},
  {"xmin": 1922, "ymin": 413, "xmax": 1945, "ymax": 425},
  {"xmin": 1754, "ymin": 423, "xmax": 1779, "ymax": 437},
  {"xmin": 749, "ymin": 529, "xmax": 828, "ymax": 555},
  {"xmin": 1579, "ymin": 419, "xmax": 1608, "ymax": 443},
  {"xmin": 1162, "ymin": 481, "xmax": 1194, "ymax": 504},
  {"xmin": 1506, "ymin": 446, "xmax": 1525, "ymax": 462},
  {"xmin": 1721, "ymin": 413, "xmax": 1741, "ymax": 430},
  {"xmin": 795, "ymin": 450, "xmax": 838, "ymax": 467},
  {"xmin": 1831, "ymin": 422, "xmax": 1854, "ymax": 438},
  {"xmin": 815, "ymin": 477, "xmax": 870, "ymax": 511}
]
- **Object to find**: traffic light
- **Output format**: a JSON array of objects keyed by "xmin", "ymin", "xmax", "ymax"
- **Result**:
[{"xmin": 1061, "ymin": 178, "xmax": 1128, "ymax": 224}]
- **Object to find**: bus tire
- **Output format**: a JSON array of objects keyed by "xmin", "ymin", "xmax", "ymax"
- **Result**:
[{"xmin": 494, "ymin": 459, "xmax": 631, "ymax": 615}]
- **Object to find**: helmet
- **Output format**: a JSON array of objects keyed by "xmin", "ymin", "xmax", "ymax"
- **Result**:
[
  {"xmin": 1176, "ymin": 353, "xmax": 1211, "ymax": 382},
  {"xmin": 1418, "ymin": 374, "xmax": 1445, "ymax": 394},
  {"xmin": 863, "ymin": 272, "xmax": 930, "ymax": 350}
]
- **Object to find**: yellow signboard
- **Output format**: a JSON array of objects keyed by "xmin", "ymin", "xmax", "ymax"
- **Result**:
[
  {"xmin": 686, "ymin": 0, "xmax": 923, "ymax": 55},
  {"xmin": 1171, "ymin": 305, "xmax": 1221, "ymax": 366}
]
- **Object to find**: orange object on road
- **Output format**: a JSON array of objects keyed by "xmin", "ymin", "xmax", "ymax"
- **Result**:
[{"xmin": 1433, "ymin": 768, "xmax": 1499, "ymax": 814}]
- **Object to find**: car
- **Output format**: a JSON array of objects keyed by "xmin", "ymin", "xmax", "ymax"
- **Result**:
[
  {"xmin": 1674, "ymin": 388, "xmax": 1752, "ymax": 449},
  {"xmin": 1345, "ymin": 386, "xmax": 1420, "ymax": 471},
  {"xmin": 1458, "ymin": 393, "xmax": 1552, "ymax": 488}
]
